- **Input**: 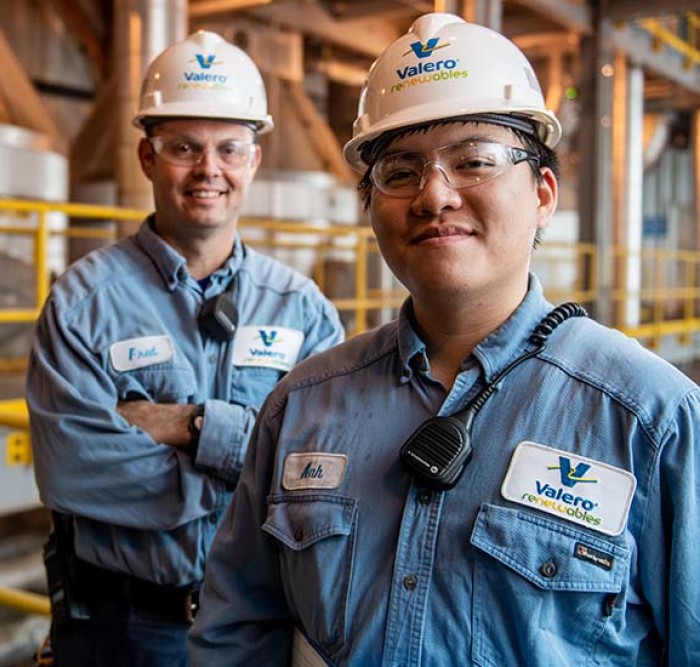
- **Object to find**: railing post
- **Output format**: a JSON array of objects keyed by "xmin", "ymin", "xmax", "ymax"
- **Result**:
[
  {"xmin": 355, "ymin": 233, "xmax": 369, "ymax": 335},
  {"xmin": 35, "ymin": 208, "xmax": 51, "ymax": 313}
]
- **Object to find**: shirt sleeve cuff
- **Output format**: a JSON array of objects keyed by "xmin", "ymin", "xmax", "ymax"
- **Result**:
[{"xmin": 193, "ymin": 399, "xmax": 256, "ymax": 483}]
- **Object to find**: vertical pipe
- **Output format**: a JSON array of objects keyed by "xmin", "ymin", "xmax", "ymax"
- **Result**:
[{"xmin": 113, "ymin": 0, "xmax": 187, "ymax": 234}]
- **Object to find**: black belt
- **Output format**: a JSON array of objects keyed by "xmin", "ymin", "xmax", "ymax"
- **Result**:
[{"xmin": 77, "ymin": 560, "xmax": 199, "ymax": 624}]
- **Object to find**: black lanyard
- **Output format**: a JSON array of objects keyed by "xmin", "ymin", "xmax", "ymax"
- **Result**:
[{"xmin": 399, "ymin": 302, "xmax": 587, "ymax": 490}]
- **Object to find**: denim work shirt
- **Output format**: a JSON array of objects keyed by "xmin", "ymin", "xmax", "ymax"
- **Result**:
[
  {"xmin": 27, "ymin": 219, "xmax": 344, "ymax": 586},
  {"xmin": 189, "ymin": 275, "xmax": 700, "ymax": 666}
]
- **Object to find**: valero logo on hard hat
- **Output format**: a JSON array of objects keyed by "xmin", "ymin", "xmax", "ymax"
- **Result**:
[
  {"xmin": 404, "ymin": 38, "xmax": 449, "ymax": 58},
  {"xmin": 392, "ymin": 38, "xmax": 467, "ymax": 93},
  {"xmin": 193, "ymin": 54, "xmax": 218, "ymax": 69},
  {"xmin": 181, "ymin": 53, "xmax": 228, "ymax": 88}
]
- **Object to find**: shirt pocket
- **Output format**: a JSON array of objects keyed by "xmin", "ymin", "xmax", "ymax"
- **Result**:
[
  {"xmin": 262, "ymin": 493, "xmax": 357, "ymax": 658},
  {"xmin": 114, "ymin": 366, "xmax": 196, "ymax": 403},
  {"xmin": 470, "ymin": 503, "xmax": 630, "ymax": 667},
  {"xmin": 230, "ymin": 366, "xmax": 284, "ymax": 409}
]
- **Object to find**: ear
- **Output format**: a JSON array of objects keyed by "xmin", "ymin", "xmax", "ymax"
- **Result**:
[
  {"xmin": 246, "ymin": 144, "xmax": 262, "ymax": 182},
  {"xmin": 534, "ymin": 167, "xmax": 558, "ymax": 228},
  {"xmin": 137, "ymin": 137, "xmax": 155, "ymax": 181}
]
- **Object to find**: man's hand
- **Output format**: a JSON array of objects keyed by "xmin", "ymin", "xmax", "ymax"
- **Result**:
[{"xmin": 117, "ymin": 401, "xmax": 198, "ymax": 448}]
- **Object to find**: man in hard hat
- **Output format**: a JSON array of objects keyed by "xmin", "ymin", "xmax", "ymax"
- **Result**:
[
  {"xmin": 26, "ymin": 31, "xmax": 343, "ymax": 667},
  {"xmin": 189, "ymin": 14, "xmax": 699, "ymax": 666}
]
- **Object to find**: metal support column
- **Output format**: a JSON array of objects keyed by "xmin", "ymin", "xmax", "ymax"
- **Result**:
[
  {"xmin": 578, "ymin": 10, "xmax": 615, "ymax": 324},
  {"xmin": 613, "ymin": 56, "xmax": 644, "ymax": 327}
]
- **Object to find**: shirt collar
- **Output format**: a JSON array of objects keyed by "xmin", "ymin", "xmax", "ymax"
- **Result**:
[
  {"xmin": 397, "ymin": 298, "xmax": 428, "ymax": 382},
  {"xmin": 471, "ymin": 274, "xmax": 553, "ymax": 382},
  {"xmin": 135, "ymin": 217, "xmax": 245, "ymax": 291},
  {"xmin": 395, "ymin": 275, "xmax": 553, "ymax": 383}
]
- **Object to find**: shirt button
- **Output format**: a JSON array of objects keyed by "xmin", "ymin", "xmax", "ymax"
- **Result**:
[
  {"xmin": 208, "ymin": 354, "xmax": 217, "ymax": 363},
  {"xmin": 417, "ymin": 490, "xmax": 432, "ymax": 505},
  {"xmin": 294, "ymin": 528, "xmax": 304, "ymax": 542},
  {"xmin": 540, "ymin": 560, "xmax": 557, "ymax": 578},
  {"xmin": 403, "ymin": 575, "xmax": 417, "ymax": 590}
]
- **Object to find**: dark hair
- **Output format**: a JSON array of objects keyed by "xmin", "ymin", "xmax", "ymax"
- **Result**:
[{"xmin": 357, "ymin": 118, "xmax": 559, "ymax": 248}]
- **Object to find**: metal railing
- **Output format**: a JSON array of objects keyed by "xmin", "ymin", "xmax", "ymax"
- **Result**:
[
  {"xmin": 639, "ymin": 13, "xmax": 700, "ymax": 67},
  {"xmin": 1, "ymin": 197, "xmax": 700, "ymax": 356}
]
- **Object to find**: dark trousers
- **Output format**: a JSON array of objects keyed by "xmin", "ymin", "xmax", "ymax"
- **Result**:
[{"xmin": 51, "ymin": 596, "xmax": 190, "ymax": 667}]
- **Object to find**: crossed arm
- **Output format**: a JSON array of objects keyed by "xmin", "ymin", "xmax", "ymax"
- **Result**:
[{"xmin": 116, "ymin": 400, "xmax": 198, "ymax": 449}]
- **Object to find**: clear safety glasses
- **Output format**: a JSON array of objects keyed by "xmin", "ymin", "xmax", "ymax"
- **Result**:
[
  {"xmin": 148, "ymin": 135, "xmax": 256, "ymax": 169},
  {"xmin": 369, "ymin": 140, "xmax": 541, "ymax": 198}
]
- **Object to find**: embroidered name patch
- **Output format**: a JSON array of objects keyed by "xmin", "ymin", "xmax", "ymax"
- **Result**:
[
  {"xmin": 501, "ymin": 441, "xmax": 637, "ymax": 536},
  {"xmin": 573, "ymin": 542, "xmax": 614, "ymax": 571},
  {"xmin": 110, "ymin": 335, "xmax": 173, "ymax": 372},
  {"xmin": 282, "ymin": 453, "xmax": 348, "ymax": 490},
  {"xmin": 232, "ymin": 326, "xmax": 304, "ymax": 372}
]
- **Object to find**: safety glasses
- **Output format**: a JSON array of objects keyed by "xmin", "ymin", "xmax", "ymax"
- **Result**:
[
  {"xmin": 148, "ymin": 135, "xmax": 256, "ymax": 169},
  {"xmin": 370, "ymin": 140, "xmax": 540, "ymax": 198}
]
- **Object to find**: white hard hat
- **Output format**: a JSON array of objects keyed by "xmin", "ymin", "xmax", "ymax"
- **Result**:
[
  {"xmin": 133, "ymin": 30, "xmax": 273, "ymax": 133},
  {"xmin": 343, "ymin": 13, "xmax": 561, "ymax": 170}
]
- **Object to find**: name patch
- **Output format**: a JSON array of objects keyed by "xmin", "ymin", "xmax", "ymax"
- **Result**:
[
  {"xmin": 501, "ymin": 441, "xmax": 636, "ymax": 536},
  {"xmin": 110, "ymin": 335, "xmax": 173, "ymax": 372},
  {"xmin": 232, "ymin": 325, "xmax": 304, "ymax": 372},
  {"xmin": 282, "ymin": 453, "xmax": 348, "ymax": 490}
]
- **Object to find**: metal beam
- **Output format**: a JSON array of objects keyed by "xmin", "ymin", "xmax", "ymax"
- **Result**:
[
  {"xmin": 509, "ymin": 0, "xmax": 592, "ymax": 35},
  {"xmin": 613, "ymin": 23, "xmax": 700, "ymax": 94},
  {"xmin": 247, "ymin": 4, "xmax": 404, "ymax": 57}
]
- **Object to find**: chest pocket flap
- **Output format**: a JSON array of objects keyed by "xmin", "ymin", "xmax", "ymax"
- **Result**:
[
  {"xmin": 471, "ymin": 504, "xmax": 629, "ymax": 592},
  {"xmin": 262, "ymin": 494, "xmax": 356, "ymax": 550}
]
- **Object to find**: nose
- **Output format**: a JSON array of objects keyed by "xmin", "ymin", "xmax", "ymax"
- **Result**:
[
  {"xmin": 193, "ymin": 147, "xmax": 222, "ymax": 175},
  {"xmin": 410, "ymin": 162, "xmax": 462, "ymax": 216},
  {"xmin": 418, "ymin": 162, "xmax": 452, "ymax": 191}
]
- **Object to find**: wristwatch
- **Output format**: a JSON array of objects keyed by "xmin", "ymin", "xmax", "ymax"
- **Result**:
[{"xmin": 187, "ymin": 404, "xmax": 205, "ymax": 457}]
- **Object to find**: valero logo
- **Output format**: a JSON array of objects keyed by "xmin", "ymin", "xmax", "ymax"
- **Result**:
[
  {"xmin": 259, "ymin": 330, "xmax": 279, "ymax": 347},
  {"xmin": 403, "ymin": 38, "xmax": 449, "ymax": 59},
  {"xmin": 548, "ymin": 456, "xmax": 597, "ymax": 488},
  {"xmin": 393, "ymin": 38, "xmax": 467, "ymax": 93},
  {"xmin": 194, "ymin": 53, "xmax": 216, "ymax": 69},
  {"xmin": 181, "ymin": 54, "xmax": 227, "ymax": 87}
]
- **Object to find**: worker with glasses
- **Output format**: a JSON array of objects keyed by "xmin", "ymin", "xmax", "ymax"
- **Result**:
[
  {"xmin": 26, "ymin": 30, "xmax": 343, "ymax": 667},
  {"xmin": 189, "ymin": 14, "xmax": 700, "ymax": 666}
]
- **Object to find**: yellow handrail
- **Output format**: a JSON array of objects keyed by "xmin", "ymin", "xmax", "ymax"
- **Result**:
[
  {"xmin": 0, "ymin": 586, "xmax": 51, "ymax": 616},
  {"xmin": 640, "ymin": 16, "xmax": 700, "ymax": 66}
]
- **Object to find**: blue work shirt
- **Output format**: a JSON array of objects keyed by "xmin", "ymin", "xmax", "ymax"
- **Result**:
[
  {"xmin": 189, "ymin": 275, "xmax": 700, "ymax": 666},
  {"xmin": 27, "ymin": 219, "xmax": 344, "ymax": 586}
]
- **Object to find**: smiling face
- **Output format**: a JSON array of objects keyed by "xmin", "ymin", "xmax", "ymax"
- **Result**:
[
  {"xmin": 138, "ymin": 119, "xmax": 261, "ymax": 249},
  {"xmin": 369, "ymin": 122, "xmax": 557, "ymax": 315}
]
